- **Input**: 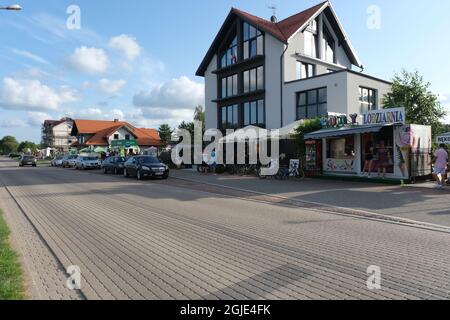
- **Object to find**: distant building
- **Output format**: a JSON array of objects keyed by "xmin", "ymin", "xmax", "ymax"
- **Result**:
[
  {"xmin": 41, "ymin": 118, "xmax": 76, "ymax": 153},
  {"xmin": 70, "ymin": 119, "xmax": 161, "ymax": 154}
]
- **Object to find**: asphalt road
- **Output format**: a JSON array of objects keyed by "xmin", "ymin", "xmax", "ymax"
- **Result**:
[{"xmin": 0, "ymin": 158, "xmax": 449, "ymax": 300}]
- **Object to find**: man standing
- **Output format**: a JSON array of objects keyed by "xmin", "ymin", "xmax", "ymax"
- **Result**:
[{"xmin": 433, "ymin": 144, "xmax": 448, "ymax": 189}]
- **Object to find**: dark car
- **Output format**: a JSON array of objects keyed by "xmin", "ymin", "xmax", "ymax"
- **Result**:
[
  {"xmin": 123, "ymin": 156, "xmax": 169, "ymax": 180},
  {"xmin": 19, "ymin": 155, "xmax": 37, "ymax": 167},
  {"xmin": 102, "ymin": 156, "xmax": 127, "ymax": 174}
]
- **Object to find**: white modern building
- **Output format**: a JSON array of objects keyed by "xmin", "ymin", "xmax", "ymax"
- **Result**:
[{"xmin": 196, "ymin": 1, "xmax": 392, "ymax": 132}]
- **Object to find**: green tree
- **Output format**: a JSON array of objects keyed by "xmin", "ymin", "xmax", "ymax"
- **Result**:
[
  {"xmin": 292, "ymin": 119, "xmax": 322, "ymax": 159},
  {"xmin": 382, "ymin": 69, "xmax": 446, "ymax": 135},
  {"xmin": 0, "ymin": 136, "xmax": 19, "ymax": 155},
  {"xmin": 178, "ymin": 121, "xmax": 195, "ymax": 140},
  {"xmin": 194, "ymin": 105, "xmax": 205, "ymax": 123},
  {"xmin": 18, "ymin": 141, "xmax": 38, "ymax": 154},
  {"xmin": 158, "ymin": 124, "xmax": 173, "ymax": 146}
]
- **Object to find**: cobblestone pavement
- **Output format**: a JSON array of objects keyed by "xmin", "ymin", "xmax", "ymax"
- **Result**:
[
  {"xmin": 0, "ymin": 158, "xmax": 449, "ymax": 300},
  {"xmin": 171, "ymin": 169, "xmax": 450, "ymax": 228}
]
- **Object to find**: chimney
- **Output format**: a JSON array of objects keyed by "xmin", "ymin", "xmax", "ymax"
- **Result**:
[
  {"xmin": 114, "ymin": 119, "xmax": 119, "ymax": 123},
  {"xmin": 270, "ymin": 15, "xmax": 277, "ymax": 23}
]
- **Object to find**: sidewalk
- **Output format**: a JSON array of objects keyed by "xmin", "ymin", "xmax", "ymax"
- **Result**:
[{"xmin": 171, "ymin": 169, "xmax": 450, "ymax": 228}]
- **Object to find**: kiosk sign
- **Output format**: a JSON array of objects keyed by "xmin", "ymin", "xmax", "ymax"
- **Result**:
[
  {"xmin": 362, "ymin": 107, "xmax": 405, "ymax": 125},
  {"xmin": 437, "ymin": 134, "xmax": 450, "ymax": 145}
]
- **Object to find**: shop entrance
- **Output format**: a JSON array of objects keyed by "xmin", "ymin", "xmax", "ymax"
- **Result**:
[{"xmin": 361, "ymin": 126, "xmax": 394, "ymax": 175}]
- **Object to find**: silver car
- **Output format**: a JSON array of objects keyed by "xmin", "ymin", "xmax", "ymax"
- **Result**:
[{"xmin": 75, "ymin": 156, "xmax": 101, "ymax": 170}]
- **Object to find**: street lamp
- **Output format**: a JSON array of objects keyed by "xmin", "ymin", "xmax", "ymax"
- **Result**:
[{"xmin": 0, "ymin": 4, "xmax": 22, "ymax": 11}]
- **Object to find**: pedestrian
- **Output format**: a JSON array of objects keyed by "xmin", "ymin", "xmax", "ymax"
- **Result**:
[
  {"xmin": 377, "ymin": 141, "xmax": 390, "ymax": 179},
  {"xmin": 433, "ymin": 144, "xmax": 448, "ymax": 189},
  {"xmin": 210, "ymin": 150, "xmax": 217, "ymax": 175},
  {"xmin": 363, "ymin": 141, "xmax": 374, "ymax": 178}
]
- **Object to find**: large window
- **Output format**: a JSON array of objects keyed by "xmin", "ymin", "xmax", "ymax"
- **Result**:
[
  {"xmin": 243, "ymin": 66, "xmax": 264, "ymax": 93},
  {"xmin": 359, "ymin": 87, "xmax": 377, "ymax": 111},
  {"xmin": 304, "ymin": 20, "xmax": 318, "ymax": 58},
  {"xmin": 296, "ymin": 88, "xmax": 327, "ymax": 120},
  {"xmin": 221, "ymin": 74, "xmax": 238, "ymax": 98},
  {"xmin": 220, "ymin": 36, "xmax": 238, "ymax": 68},
  {"xmin": 296, "ymin": 61, "xmax": 316, "ymax": 80},
  {"xmin": 220, "ymin": 104, "xmax": 239, "ymax": 130},
  {"xmin": 323, "ymin": 26, "xmax": 335, "ymax": 63},
  {"xmin": 243, "ymin": 22, "xmax": 263, "ymax": 60},
  {"xmin": 243, "ymin": 100, "xmax": 265, "ymax": 127}
]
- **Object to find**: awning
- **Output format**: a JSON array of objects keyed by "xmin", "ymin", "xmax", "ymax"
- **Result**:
[{"xmin": 304, "ymin": 124, "xmax": 389, "ymax": 140}]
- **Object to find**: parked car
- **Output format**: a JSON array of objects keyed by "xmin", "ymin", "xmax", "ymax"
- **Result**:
[
  {"xmin": 75, "ymin": 156, "xmax": 101, "ymax": 170},
  {"xmin": 51, "ymin": 156, "xmax": 64, "ymax": 167},
  {"xmin": 102, "ymin": 156, "xmax": 127, "ymax": 174},
  {"xmin": 62, "ymin": 155, "xmax": 78, "ymax": 168},
  {"xmin": 19, "ymin": 155, "xmax": 37, "ymax": 167},
  {"xmin": 123, "ymin": 156, "xmax": 169, "ymax": 180},
  {"xmin": 9, "ymin": 153, "xmax": 22, "ymax": 159}
]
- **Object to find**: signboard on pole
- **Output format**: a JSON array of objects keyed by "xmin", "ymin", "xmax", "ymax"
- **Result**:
[{"xmin": 437, "ymin": 134, "xmax": 450, "ymax": 145}]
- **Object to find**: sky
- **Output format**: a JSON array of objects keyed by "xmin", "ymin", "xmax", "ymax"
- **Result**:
[{"xmin": 0, "ymin": 0, "xmax": 449, "ymax": 143}]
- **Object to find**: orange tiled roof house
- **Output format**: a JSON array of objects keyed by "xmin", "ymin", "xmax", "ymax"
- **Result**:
[{"xmin": 70, "ymin": 119, "xmax": 161, "ymax": 150}]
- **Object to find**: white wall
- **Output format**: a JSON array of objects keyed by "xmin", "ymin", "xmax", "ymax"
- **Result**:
[
  {"xmin": 283, "ymin": 71, "xmax": 348, "ymax": 126},
  {"xmin": 107, "ymin": 127, "xmax": 135, "ymax": 144},
  {"xmin": 205, "ymin": 55, "xmax": 218, "ymax": 130},
  {"xmin": 52, "ymin": 120, "xmax": 75, "ymax": 150},
  {"xmin": 282, "ymin": 71, "xmax": 391, "ymax": 127},
  {"xmin": 346, "ymin": 72, "xmax": 391, "ymax": 116}
]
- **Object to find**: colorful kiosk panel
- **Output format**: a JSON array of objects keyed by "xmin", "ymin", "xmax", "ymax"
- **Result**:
[{"xmin": 304, "ymin": 108, "xmax": 432, "ymax": 180}]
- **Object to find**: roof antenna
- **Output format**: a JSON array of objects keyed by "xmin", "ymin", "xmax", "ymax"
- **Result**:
[{"xmin": 268, "ymin": 5, "xmax": 277, "ymax": 23}]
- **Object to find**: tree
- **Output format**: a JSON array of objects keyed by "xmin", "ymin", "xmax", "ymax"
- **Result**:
[
  {"xmin": 0, "ymin": 136, "xmax": 19, "ymax": 155},
  {"xmin": 194, "ymin": 105, "xmax": 205, "ymax": 123},
  {"xmin": 292, "ymin": 119, "xmax": 322, "ymax": 159},
  {"xmin": 178, "ymin": 121, "xmax": 195, "ymax": 140},
  {"xmin": 18, "ymin": 141, "xmax": 38, "ymax": 154},
  {"xmin": 383, "ymin": 69, "xmax": 446, "ymax": 135},
  {"xmin": 158, "ymin": 124, "xmax": 173, "ymax": 146}
]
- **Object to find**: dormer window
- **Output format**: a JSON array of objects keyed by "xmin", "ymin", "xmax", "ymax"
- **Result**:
[{"xmin": 243, "ymin": 22, "xmax": 263, "ymax": 60}]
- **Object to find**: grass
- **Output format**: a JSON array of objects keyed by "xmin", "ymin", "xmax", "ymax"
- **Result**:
[{"xmin": 0, "ymin": 210, "xmax": 25, "ymax": 300}]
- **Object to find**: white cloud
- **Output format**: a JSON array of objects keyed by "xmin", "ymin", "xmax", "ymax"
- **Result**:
[
  {"xmin": 68, "ymin": 46, "xmax": 109, "ymax": 75},
  {"xmin": 98, "ymin": 79, "xmax": 126, "ymax": 96},
  {"xmin": 133, "ymin": 76, "xmax": 204, "ymax": 109},
  {"xmin": 63, "ymin": 107, "xmax": 125, "ymax": 121},
  {"xmin": 0, "ymin": 118, "xmax": 28, "ymax": 129},
  {"xmin": 0, "ymin": 77, "xmax": 78, "ymax": 111},
  {"xmin": 109, "ymin": 35, "xmax": 142, "ymax": 61},
  {"xmin": 27, "ymin": 112, "xmax": 53, "ymax": 127},
  {"xmin": 11, "ymin": 48, "xmax": 49, "ymax": 65}
]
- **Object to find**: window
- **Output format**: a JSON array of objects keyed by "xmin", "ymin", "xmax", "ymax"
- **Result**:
[
  {"xmin": 125, "ymin": 134, "xmax": 130, "ymax": 140},
  {"xmin": 327, "ymin": 136, "xmax": 355, "ymax": 160},
  {"xmin": 243, "ymin": 66, "xmax": 264, "ymax": 93},
  {"xmin": 221, "ymin": 74, "xmax": 238, "ymax": 98},
  {"xmin": 114, "ymin": 134, "xmax": 119, "ymax": 140},
  {"xmin": 243, "ymin": 99, "xmax": 265, "ymax": 127},
  {"xmin": 243, "ymin": 22, "xmax": 263, "ymax": 60},
  {"xmin": 296, "ymin": 88, "xmax": 327, "ymax": 120},
  {"xmin": 323, "ymin": 26, "xmax": 335, "ymax": 63},
  {"xmin": 220, "ymin": 36, "xmax": 238, "ymax": 68},
  {"xmin": 359, "ymin": 87, "xmax": 377, "ymax": 111},
  {"xmin": 296, "ymin": 61, "xmax": 315, "ymax": 79},
  {"xmin": 220, "ymin": 104, "xmax": 239, "ymax": 129}
]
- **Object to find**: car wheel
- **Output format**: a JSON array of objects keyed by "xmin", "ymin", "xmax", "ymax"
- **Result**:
[
  {"xmin": 137, "ymin": 170, "xmax": 143, "ymax": 180},
  {"xmin": 103, "ymin": 167, "xmax": 108, "ymax": 174},
  {"xmin": 162, "ymin": 174, "xmax": 169, "ymax": 180}
]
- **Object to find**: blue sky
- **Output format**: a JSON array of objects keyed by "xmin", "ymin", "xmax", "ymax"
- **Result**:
[{"xmin": 0, "ymin": 0, "xmax": 449, "ymax": 143}]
